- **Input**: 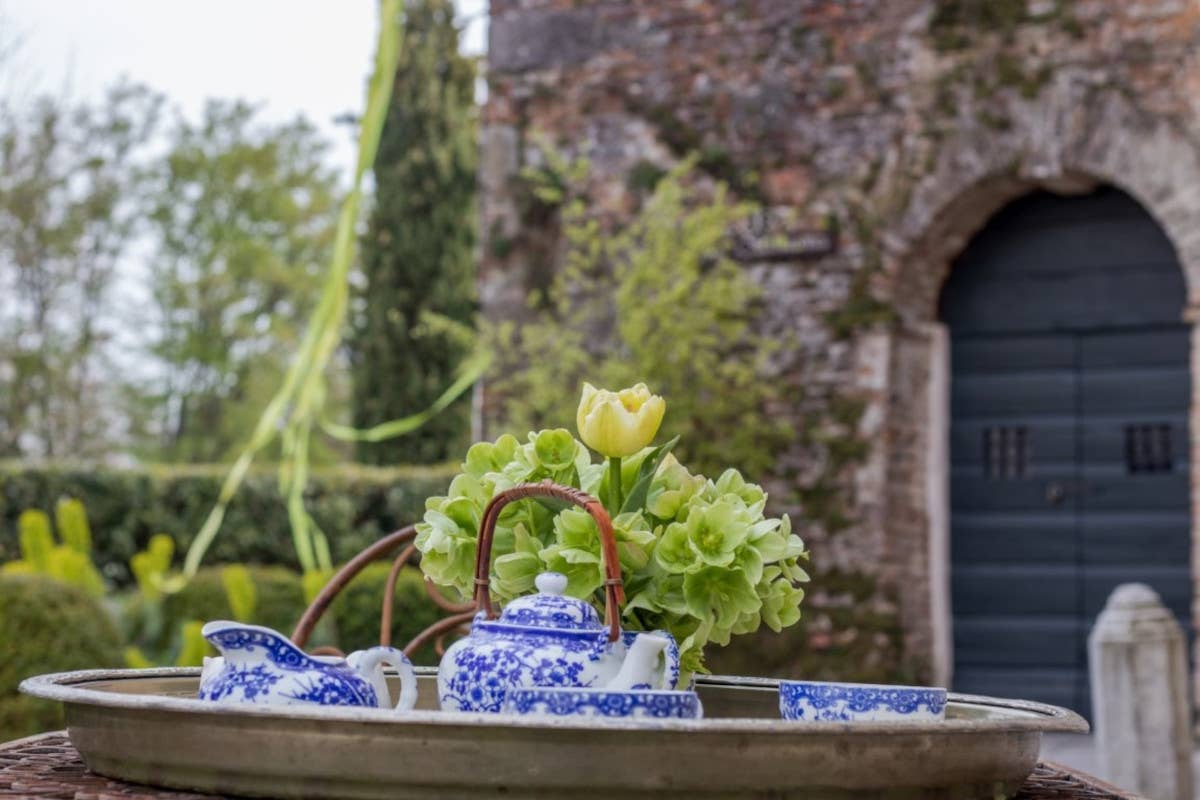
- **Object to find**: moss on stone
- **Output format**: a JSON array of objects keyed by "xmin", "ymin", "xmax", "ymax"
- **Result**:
[
  {"xmin": 824, "ymin": 269, "xmax": 897, "ymax": 340},
  {"xmin": 929, "ymin": 0, "xmax": 1027, "ymax": 51},
  {"xmin": 789, "ymin": 23, "xmax": 809, "ymax": 51},
  {"xmin": 796, "ymin": 481, "xmax": 852, "ymax": 534},
  {"xmin": 825, "ymin": 77, "xmax": 847, "ymax": 102},
  {"xmin": 992, "ymin": 55, "xmax": 1052, "ymax": 100},
  {"xmin": 1060, "ymin": 13, "xmax": 1084, "ymax": 39},
  {"xmin": 626, "ymin": 160, "xmax": 667, "ymax": 194},
  {"xmin": 854, "ymin": 60, "xmax": 879, "ymax": 96},
  {"xmin": 979, "ymin": 108, "xmax": 1013, "ymax": 131},
  {"xmin": 487, "ymin": 219, "xmax": 515, "ymax": 260}
]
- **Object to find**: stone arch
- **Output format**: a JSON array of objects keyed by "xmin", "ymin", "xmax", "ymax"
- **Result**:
[
  {"xmin": 886, "ymin": 85, "xmax": 1200, "ymax": 320},
  {"xmin": 876, "ymin": 84, "xmax": 1200, "ymax": 689}
]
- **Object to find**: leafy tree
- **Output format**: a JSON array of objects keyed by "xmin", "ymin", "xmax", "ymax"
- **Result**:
[
  {"xmin": 144, "ymin": 101, "xmax": 340, "ymax": 462},
  {"xmin": 492, "ymin": 162, "xmax": 791, "ymax": 479},
  {"xmin": 351, "ymin": 0, "xmax": 478, "ymax": 464},
  {"xmin": 0, "ymin": 83, "xmax": 162, "ymax": 458}
]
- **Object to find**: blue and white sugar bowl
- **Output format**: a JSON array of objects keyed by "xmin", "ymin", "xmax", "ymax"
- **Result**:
[
  {"xmin": 198, "ymin": 621, "xmax": 417, "ymax": 712},
  {"xmin": 437, "ymin": 572, "xmax": 681, "ymax": 713},
  {"xmin": 779, "ymin": 680, "xmax": 947, "ymax": 723},
  {"xmin": 503, "ymin": 686, "xmax": 703, "ymax": 720}
]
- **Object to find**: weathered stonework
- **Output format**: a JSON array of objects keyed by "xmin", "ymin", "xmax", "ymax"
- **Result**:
[{"xmin": 481, "ymin": 0, "xmax": 1200, "ymax": 686}]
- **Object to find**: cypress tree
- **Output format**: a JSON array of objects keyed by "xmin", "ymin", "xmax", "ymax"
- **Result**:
[{"xmin": 352, "ymin": 0, "xmax": 477, "ymax": 464}]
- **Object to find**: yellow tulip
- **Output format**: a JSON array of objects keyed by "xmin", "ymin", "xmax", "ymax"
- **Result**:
[{"xmin": 576, "ymin": 382, "xmax": 666, "ymax": 458}]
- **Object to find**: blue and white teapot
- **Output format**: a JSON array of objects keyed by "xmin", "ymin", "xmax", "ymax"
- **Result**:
[
  {"xmin": 198, "ymin": 621, "xmax": 417, "ymax": 712},
  {"xmin": 438, "ymin": 571, "xmax": 680, "ymax": 713}
]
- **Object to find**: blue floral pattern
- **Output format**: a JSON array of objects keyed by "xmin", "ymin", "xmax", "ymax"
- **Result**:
[
  {"xmin": 284, "ymin": 673, "xmax": 377, "ymax": 706},
  {"xmin": 493, "ymin": 572, "xmax": 602, "ymax": 630},
  {"xmin": 779, "ymin": 681, "xmax": 946, "ymax": 722},
  {"xmin": 203, "ymin": 626, "xmax": 310, "ymax": 669},
  {"xmin": 437, "ymin": 572, "xmax": 681, "ymax": 713},
  {"xmin": 198, "ymin": 664, "xmax": 282, "ymax": 702},
  {"xmin": 438, "ymin": 628, "xmax": 608, "ymax": 713},
  {"xmin": 197, "ymin": 622, "xmax": 383, "ymax": 709},
  {"xmin": 504, "ymin": 688, "xmax": 702, "ymax": 719}
]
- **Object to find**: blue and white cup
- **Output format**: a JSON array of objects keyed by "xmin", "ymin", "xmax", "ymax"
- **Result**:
[
  {"xmin": 779, "ymin": 680, "xmax": 946, "ymax": 722},
  {"xmin": 503, "ymin": 687, "xmax": 703, "ymax": 720}
]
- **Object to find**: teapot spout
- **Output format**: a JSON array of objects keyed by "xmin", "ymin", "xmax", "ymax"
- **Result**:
[{"xmin": 606, "ymin": 632, "xmax": 668, "ymax": 690}]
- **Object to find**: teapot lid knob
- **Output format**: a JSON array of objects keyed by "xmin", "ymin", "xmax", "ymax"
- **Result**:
[{"xmin": 535, "ymin": 572, "xmax": 568, "ymax": 596}]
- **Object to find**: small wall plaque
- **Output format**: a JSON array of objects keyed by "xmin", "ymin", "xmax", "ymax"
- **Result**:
[{"xmin": 730, "ymin": 209, "xmax": 838, "ymax": 263}]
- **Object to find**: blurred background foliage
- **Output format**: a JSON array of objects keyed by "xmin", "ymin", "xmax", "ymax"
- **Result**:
[
  {"xmin": 492, "ymin": 161, "xmax": 792, "ymax": 478},
  {"xmin": 142, "ymin": 100, "xmax": 341, "ymax": 464},
  {"xmin": 0, "ymin": 462, "xmax": 455, "ymax": 582},
  {"xmin": 0, "ymin": 0, "xmax": 830, "ymax": 743},
  {"xmin": 351, "ymin": 0, "xmax": 478, "ymax": 465}
]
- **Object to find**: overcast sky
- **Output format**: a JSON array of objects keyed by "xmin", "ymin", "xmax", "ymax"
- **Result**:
[{"xmin": 1, "ymin": 0, "xmax": 488, "ymax": 175}]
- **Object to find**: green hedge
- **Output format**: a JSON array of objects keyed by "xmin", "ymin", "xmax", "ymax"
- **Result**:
[
  {"xmin": 331, "ymin": 562, "xmax": 444, "ymax": 665},
  {"xmin": 122, "ymin": 565, "xmax": 311, "ymax": 656},
  {"xmin": 0, "ymin": 462, "xmax": 456, "ymax": 585},
  {"xmin": 122, "ymin": 563, "xmax": 444, "ymax": 665},
  {"xmin": 0, "ymin": 573, "xmax": 124, "ymax": 741}
]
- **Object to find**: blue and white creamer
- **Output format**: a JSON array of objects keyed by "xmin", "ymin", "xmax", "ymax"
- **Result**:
[
  {"xmin": 198, "ymin": 621, "xmax": 417, "ymax": 712},
  {"xmin": 438, "ymin": 572, "xmax": 680, "ymax": 713}
]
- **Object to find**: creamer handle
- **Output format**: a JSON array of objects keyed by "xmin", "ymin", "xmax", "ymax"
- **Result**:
[
  {"xmin": 658, "ymin": 631, "xmax": 681, "ymax": 691},
  {"xmin": 351, "ymin": 646, "xmax": 417, "ymax": 712}
]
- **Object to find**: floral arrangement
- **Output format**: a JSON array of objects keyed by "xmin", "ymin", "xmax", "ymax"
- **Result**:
[{"xmin": 415, "ymin": 383, "xmax": 808, "ymax": 681}]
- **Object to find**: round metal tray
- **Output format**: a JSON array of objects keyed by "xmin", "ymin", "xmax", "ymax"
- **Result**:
[{"xmin": 21, "ymin": 667, "xmax": 1088, "ymax": 799}]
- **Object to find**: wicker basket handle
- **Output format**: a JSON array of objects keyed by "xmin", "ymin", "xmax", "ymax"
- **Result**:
[{"xmin": 473, "ymin": 480, "xmax": 625, "ymax": 643}]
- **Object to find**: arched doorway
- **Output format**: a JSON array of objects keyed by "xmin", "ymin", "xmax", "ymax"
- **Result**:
[{"xmin": 939, "ymin": 187, "xmax": 1191, "ymax": 716}]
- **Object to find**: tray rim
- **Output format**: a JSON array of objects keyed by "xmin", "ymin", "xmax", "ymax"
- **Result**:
[{"xmin": 20, "ymin": 667, "xmax": 1089, "ymax": 736}]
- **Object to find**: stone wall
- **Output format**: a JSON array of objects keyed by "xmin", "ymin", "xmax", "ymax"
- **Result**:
[{"xmin": 480, "ymin": 0, "xmax": 1200, "ymax": 684}]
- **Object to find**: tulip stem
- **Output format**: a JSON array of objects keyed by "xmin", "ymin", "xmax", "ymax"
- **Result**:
[{"xmin": 608, "ymin": 456, "xmax": 624, "ymax": 512}]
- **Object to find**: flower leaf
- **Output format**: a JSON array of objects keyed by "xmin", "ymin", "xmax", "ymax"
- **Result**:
[{"xmin": 620, "ymin": 435, "xmax": 679, "ymax": 515}]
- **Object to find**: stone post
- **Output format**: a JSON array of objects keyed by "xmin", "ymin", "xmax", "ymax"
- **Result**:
[{"xmin": 1088, "ymin": 583, "xmax": 1193, "ymax": 800}]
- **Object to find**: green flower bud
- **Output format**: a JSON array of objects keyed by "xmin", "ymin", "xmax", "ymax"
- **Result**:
[
  {"xmin": 532, "ymin": 428, "xmax": 581, "ymax": 471},
  {"xmin": 646, "ymin": 454, "xmax": 706, "ymax": 521}
]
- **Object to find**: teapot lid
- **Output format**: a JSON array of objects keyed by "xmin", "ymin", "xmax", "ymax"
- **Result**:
[{"xmin": 492, "ymin": 572, "xmax": 603, "ymax": 631}]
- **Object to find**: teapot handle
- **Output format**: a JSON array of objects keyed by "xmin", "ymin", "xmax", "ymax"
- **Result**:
[
  {"xmin": 349, "ymin": 646, "xmax": 418, "ymax": 712},
  {"xmin": 473, "ymin": 480, "xmax": 624, "ymax": 643}
]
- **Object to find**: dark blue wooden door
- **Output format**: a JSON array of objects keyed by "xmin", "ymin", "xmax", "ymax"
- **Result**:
[{"xmin": 939, "ymin": 188, "xmax": 1191, "ymax": 718}]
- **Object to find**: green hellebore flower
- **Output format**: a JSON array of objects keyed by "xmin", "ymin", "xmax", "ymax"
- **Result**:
[
  {"xmin": 538, "ymin": 546, "xmax": 604, "ymax": 598},
  {"xmin": 624, "ymin": 572, "xmax": 689, "ymax": 619},
  {"xmin": 730, "ymin": 542, "xmax": 765, "ymax": 586},
  {"xmin": 492, "ymin": 525, "xmax": 544, "ymax": 600},
  {"xmin": 445, "ymin": 473, "xmax": 489, "ymax": 508},
  {"xmin": 683, "ymin": 498, "xmax": 748, "ymax": 567},
  {"xmin": 531, "ymin": 428, "xmax": 588, "ymax": 472},
  {"xmin": 708, "ymin": 468, "xmax": 767, "ymax": 514},
  {"xmin": 759, "ymin": 570, "xmax": 806, "ymax": 632},
  {"xmin": 550, "ymin": 508, "xmax": 657, "ymax": 575},
  {"xmin": 683, "ymin": 564, "xmax": 760, "ymax": 630},
  {"xmin": 654, "ymin": 520, "xmax": 697, "ymax": 574},
  {"xmin": 414, "ymin": 510, "xmax": 477, "ymax": 595},
  {"xmin": 463, "ymin": 433, "xmax": 520, "ymax": 478},
  {"xmin": 576, "ymin": 382, "xmax": 666, "ymax": 458}
]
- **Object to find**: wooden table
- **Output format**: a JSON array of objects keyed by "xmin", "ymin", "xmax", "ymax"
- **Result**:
[{"xmin": 0, "ymin": 732, "xmax": 1144, "ymax": 799}]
